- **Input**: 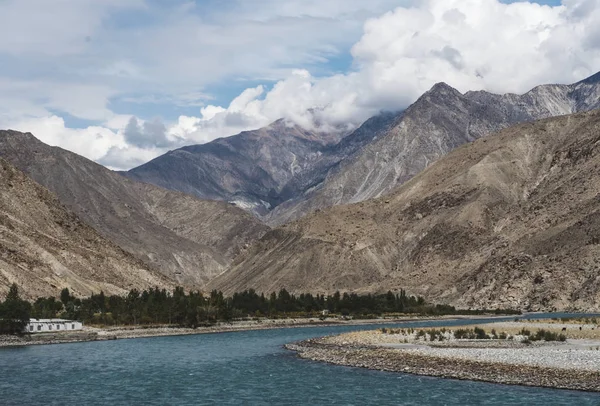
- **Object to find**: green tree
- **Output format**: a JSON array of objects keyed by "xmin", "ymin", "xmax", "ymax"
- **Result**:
[
  {"xmin": 0, "ymin": 284, "xmax": 31, "ymax": 335},
  {"xmin": 60, "ymin": 288, "xmax": 74, "ymax": 306}
]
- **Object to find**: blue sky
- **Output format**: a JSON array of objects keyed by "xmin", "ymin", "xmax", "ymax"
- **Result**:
[
  {"xmin": 108, "ymin": 0, "xmax": 566, "ymax": 123},
  {"xmin": 0, "ymin": 0, "xmax": 598, "ymax": 169}
]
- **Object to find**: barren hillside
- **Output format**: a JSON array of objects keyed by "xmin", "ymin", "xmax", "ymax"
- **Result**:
[
  {"xmin": 210, "ymin": 110, "xmax": 600, "ymax": 311},
  {"xmin": 0, "ymin": 131, "xmax": 269, "ymax": 287},
  {"xmin": 0, "ymin": 158, "xmax": 171, "ymax": 299}
]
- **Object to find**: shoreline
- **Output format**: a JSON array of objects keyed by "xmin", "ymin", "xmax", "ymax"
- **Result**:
[
  {"xmin": 0, "ymin": 314, "xmax": 498, "ymax": 348},
  {"xmin": 285, "ymin": 321, "xmax": 600, "ymax": 393},
  {"xmin": 286, "ymin": 339, "xmax": 600, "ymax": 392}
]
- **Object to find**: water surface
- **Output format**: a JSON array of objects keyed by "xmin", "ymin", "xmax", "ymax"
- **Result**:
[{"xmin": 1, "ymin": 314, "xmax": 600, "ymax": 405}]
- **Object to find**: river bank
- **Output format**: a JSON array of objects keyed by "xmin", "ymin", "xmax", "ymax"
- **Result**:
[
  {"xmin": 0, "ymin": 314, "xmax": 492, "ymax": 348},
  {"xmin": 286, "ymin": 319, "xmax": 600, "ymax": 392}
]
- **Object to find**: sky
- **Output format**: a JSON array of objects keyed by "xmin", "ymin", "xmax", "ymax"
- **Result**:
[{"xmin": 0, "ymin": 0, "xmax": 598, "ymax": 170}]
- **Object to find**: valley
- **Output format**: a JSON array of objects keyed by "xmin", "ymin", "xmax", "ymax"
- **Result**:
[{"xmin": 1, "ymin": 74, "xmax": 599, "ymax": 313}]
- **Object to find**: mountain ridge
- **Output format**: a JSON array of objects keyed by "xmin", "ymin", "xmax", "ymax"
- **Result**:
[
  {"xmin": 0, "ymin": 130, "xmax": 269, "ymax": 288},
  {"xmin": 267, "ymin": 72, "xmax": 600, "ymax": 224},
  {"xmin": 0, "ymin": 157, "xmax": 171, "ymax": 299},
  {"xmin": 124, "ymin": 72, "xmax": 600, "ymax": 226},
  {"xmin": 209, "ymin": 109, "xmax": 600, "ymax": 311},
  {"xmin": 124, "ymin": 116, "xmax": 382, "ymax": 218}
]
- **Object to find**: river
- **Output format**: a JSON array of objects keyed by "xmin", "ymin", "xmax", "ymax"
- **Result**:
[{"xmin": 1, "ymin": 314, "xmax": 600, "ymax": 405}]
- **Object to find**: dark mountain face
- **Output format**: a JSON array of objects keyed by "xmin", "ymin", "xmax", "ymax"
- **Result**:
[
  {"xmin": 124, "ymin": 117, "xmax": 387, "ymax": 217},
  {"xmin": 0, "ymin": 131, "xmax": 269, "ymax": 288},
  {"xmin": 209, "ymin": 110, "xmax": 600, "ymax": 312}
]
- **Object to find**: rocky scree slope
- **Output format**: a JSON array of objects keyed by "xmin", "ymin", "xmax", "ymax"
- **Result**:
[
  {"xmin": 269, "ymin": 73, "xmax": 600, "ymax": 224},
  {"xmin": 0, "ymin": 131, "xmax": 269, "ymax": 287},
  {"xmin": 0, "ymin": 158, "xmax": 170, "ymax": 299},
  {"xmin": 209, "ymin": 110, "xmax": 600, "ymax": 311}
]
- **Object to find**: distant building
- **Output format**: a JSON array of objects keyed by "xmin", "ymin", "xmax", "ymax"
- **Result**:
[{"xmin": 24, "ymin": 319, "xmax": 83, "ymax": 333}]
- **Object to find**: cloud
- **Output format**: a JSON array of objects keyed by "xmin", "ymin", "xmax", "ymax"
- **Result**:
[
  {"xmin": 0, "ymin": 0, "xmax": 144, "ymax": 56},
  {"xmin": 4, "ymin": 114, "xmax": 174, "ymax": 171},
  {"xmin": 6, "ymin": 115, "xmax": 124, "ymax": 162},
  {"xmin": 2, "ymin": 0, "xmax": 600, "ymax": 170},
  {"xmin": 123, "ymin": 117, "xmax": 175, "ymax": 149},
  {"xmin": 182, "ymin": 0, "xmax": 600, "ymax": 143}
]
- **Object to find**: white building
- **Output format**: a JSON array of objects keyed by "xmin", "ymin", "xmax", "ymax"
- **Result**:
[{"xmin": 24, "ymin": 319, "xmax": 83, "ymax": 333}]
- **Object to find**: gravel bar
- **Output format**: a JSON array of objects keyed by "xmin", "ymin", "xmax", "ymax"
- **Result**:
[{"xmin": 286, "ymin": 338, "xmax": 600, "ymax": 392}]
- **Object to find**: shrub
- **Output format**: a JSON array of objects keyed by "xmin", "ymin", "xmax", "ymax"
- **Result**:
[
  {"xmin": 474, "ymin": 327, "xmax": 489, "ymax": 339},
  {"xmin": 454, "ymin": 329, "xmax": 469, "ymax": 339},
  {"xmin": 530, "ymin": 329, "xmax": 568, "ymax": 342}
]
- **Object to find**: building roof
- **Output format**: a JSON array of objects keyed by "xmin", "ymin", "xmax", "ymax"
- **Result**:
[{"xmin": 29, "ymin": 319, "xmax": 78, "ymax": 323}]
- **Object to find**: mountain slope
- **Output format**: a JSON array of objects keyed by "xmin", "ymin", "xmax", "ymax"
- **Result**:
[
  {"xmin": 124, "ymin": 118, "xmax": 376, "ymax": 217},
  {"xmin": 270, "ymin": 73, "xmax": 600, "ymax": 224},
  {"xmin": 0, "ymin": 131, "xmax": 269, "ymax": 287},
  {"xmin": 209, "ymin": 110, "xmax": 600, "ymax": 311},
  {"xmin": 0, "ymin": 158, "xmax": 170, "ymax": 299},
  {"xmin": 124, "ymin": 120, "xmax": 346, "ymax": 216}
]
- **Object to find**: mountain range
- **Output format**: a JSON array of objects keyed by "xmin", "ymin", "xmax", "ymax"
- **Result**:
[
  {"xmin": 0, "ymin": 131, "xmax": 268, "ymax": 289},
  {"xmin": 123, "ymin": 119, "xmax": 359, "ymax": 217},
  {"xmin": 1, "ymin": 72, "xmax": 599, "ymax": 310},
  {"xmin": 125, "ymin": 74, "xmax": 600, "ymax": 226},
  {"xmin": 209, "ymin": 109, "xmax": 600, "ymax": 311}
]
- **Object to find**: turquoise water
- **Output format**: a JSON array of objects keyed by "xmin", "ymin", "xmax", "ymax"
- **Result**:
[{"xmin": 1, "ymin": 315, "xmax": 600, "ymax": 405}]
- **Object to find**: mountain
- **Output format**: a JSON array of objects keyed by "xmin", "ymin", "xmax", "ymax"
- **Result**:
[
  {"xmin": 124, "ymin": 118, "xmax": 379, "ymax": 217},
  {"xmin": 124, "ymin": 73, "xmax": 600, "ymax": 225},
  {"xmin": 0, "ymin": 131, "xmax": 269, "ymax": 287},
  {"xmin": 268, "ymin": 73, "xmax": 600, "ymax": 224},
  {"xmin": 209, "ymin": 109, "xmax": 600, "ymax": 311},
  {"xmin": 0, "ymin": 158, "xmax": 171, "ymax": 299}
]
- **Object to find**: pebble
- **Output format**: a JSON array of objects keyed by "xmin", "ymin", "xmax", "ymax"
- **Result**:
[{"xmin": 286, "ymin": 338, "xmax": 600, "ymax": 392}]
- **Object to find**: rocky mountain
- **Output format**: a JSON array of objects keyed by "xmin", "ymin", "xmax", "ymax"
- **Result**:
[
  {"xmin": 124, "ymin": 73, "xmax": 600, "ymax": 226},
  {"xmin": 0, "ymin": 131, "xmax": 269, "ymax": 288},
  {"xmin": 0, "ymin": 158, "xmax": 171, "ymax": 299},
  {"xmin": 209, "ymin": 109, "xmax": 600, "ymax": 311},
  {"xmin": 124, "ymin": 117, "xmax": 386, "ymax": 218},
  {"xmin": 269, "ymin": 73, "xmax": 600, "ymax": 224}
]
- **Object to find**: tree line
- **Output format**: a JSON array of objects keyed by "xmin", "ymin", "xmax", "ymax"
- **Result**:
[
  {"xmin": 1, "ymin": 284, "xmax": 520, "ymax": 334},
  {"xmin": 0, "ymin": 284, "xmax": 32, "ymax": 334}
]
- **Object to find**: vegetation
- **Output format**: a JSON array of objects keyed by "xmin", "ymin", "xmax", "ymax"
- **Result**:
[
  {"xmin": 0, "ymin": 284, "xmax": 522, "ymax": 333},
  {"xmin": 0, "ymin": 284, "xmax": 32, "ymax": 335},
  {"xmin": 523, "ymin": 329, "xmax": 567, "ymax": 342},
  {"xmin": 28, "ymin": 288, "xmax": 449, "ymax": 327}
]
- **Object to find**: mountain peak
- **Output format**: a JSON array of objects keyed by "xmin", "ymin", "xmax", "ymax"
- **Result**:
[
  {"xmin": 425, "ymin": 82, "xmax": 463, "ymax": 98},
  {"xmin": 430, "ymin": 81, "xmax": 459, "ymax": 92}
]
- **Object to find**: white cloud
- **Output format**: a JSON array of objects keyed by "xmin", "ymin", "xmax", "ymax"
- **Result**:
[
  {"xmin": 4, "ymin": 115, "xmax": 172, "ymax": 171},
  {"xmin": 176, "ymin": 0, "xmax": 600, "ymax": 147},
  {"xmin": 7, "ymin": 115, "xmax": 124, "ymax": 162},
  {"xmin": 0, "ymin": 0, "xmax": 144, "ymax": 56},
  {"xmin": 1, "ymin": 0, "xmax": 600, "ymax": 170}
]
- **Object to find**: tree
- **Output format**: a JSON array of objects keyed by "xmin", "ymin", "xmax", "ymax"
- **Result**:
[
  {"xmin": 0, "ymin": 284, "xmax": 31, "ymax": 335},
  {"xmin": 60, "ymin": 288, "xmax": 73, "ymax": 306}
]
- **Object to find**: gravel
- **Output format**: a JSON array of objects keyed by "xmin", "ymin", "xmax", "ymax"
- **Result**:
[
  {"xmin": 286, "ymin": 337, "xmax": 600, "ymax": 392},
  {"xmin": 405, "ymin": 344, "xmax": 600, "ymax": 372}
]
